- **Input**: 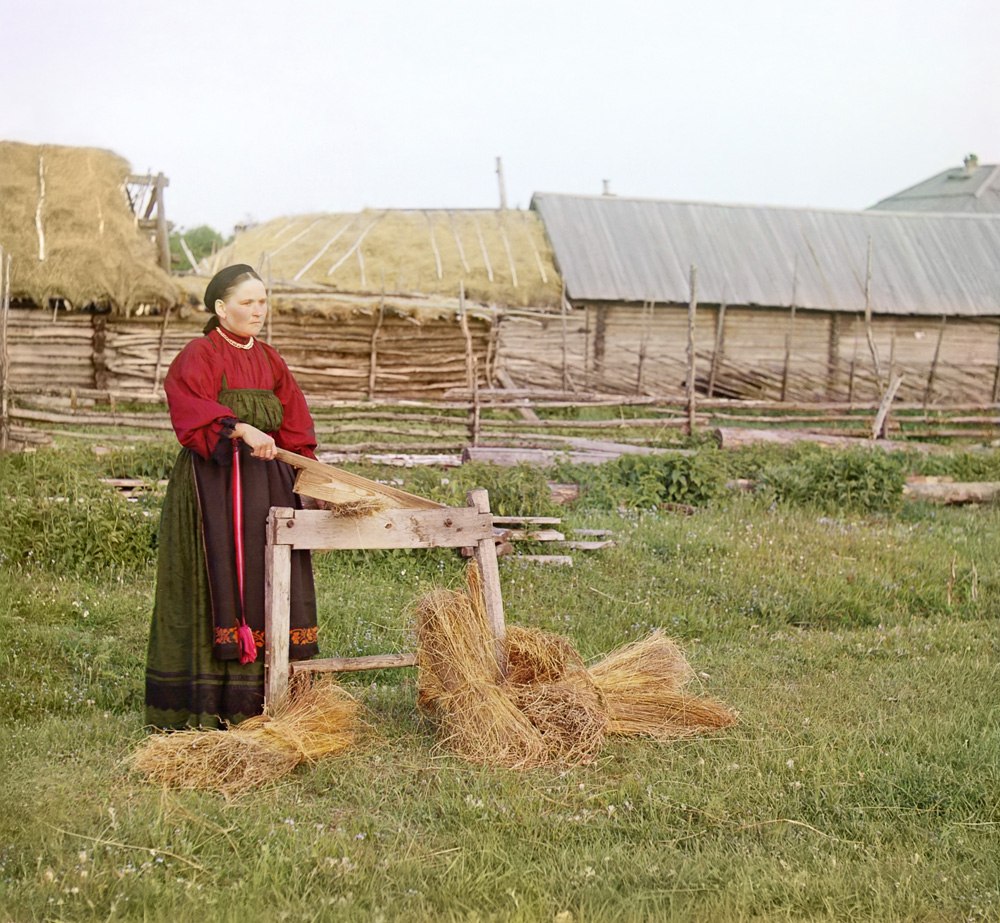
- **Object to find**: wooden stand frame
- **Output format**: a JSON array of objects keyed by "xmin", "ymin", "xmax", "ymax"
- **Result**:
[{"xmin": 264, "ymin": 488, "xmax": 506, "ymax": 707}]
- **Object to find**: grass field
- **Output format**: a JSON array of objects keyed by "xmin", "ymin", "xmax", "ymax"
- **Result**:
[{"xmin": 1, "ymin": 440, "xmax": 998, "ymax": 921}]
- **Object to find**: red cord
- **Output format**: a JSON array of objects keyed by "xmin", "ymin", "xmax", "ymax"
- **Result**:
[{"xmin": 232, "ymin": 439, "xmax": 257, "ymax": 664}]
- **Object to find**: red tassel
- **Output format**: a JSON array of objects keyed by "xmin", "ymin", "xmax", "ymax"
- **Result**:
[{"xmin": 237, "ymin": 622, "xmax": 258, "ymax": 664}]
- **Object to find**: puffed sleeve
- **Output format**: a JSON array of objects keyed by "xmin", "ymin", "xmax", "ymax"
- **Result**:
[
  {"xmin": 265, "ymin": 344, "xmax": 318, "ymax": 460},
  {"xmin": 164, "ymin": 339, "xmax": 238, "ymax": 462}
]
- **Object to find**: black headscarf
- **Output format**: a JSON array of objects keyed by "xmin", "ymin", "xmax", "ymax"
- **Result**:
[{"xmin": 202, "ymin": 264, "xmax": 261, "ymax": 334}]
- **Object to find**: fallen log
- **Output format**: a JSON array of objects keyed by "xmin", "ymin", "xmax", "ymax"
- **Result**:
[
  {"xmin": 712, "ymin": 426, "xmax": 946, "ymax": 454},
  {"xmin": 902, "ymin": 482, "xmax": 1000, "ymax": 504},
  {"xmin": 462, "ymin": 441, "xmax": 688, "ymax": 466}
]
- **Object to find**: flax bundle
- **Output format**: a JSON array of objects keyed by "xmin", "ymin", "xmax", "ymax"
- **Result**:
[
  {"xmin": 589, "ymin": 630, "xmax": 736, "ymax": 738},
  {"xmin": 131, "ymin": 675, "xmax": 360, "ymax": 796},
  {"xmin": 415, "ymin": 566, "xmax": 549, "ymax": 768},
  {"xmin": 414, "ymin": 566, "xmax": 734, "ymax": 770}
]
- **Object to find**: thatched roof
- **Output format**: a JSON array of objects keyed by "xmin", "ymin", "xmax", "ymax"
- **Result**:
[
  {"xmin": 0, "ymin": 140, "xmax": 179, "ymax": 312},
  {"xmin": 202, "ymin": 209, "xmax": 561, "ymax": 308}
]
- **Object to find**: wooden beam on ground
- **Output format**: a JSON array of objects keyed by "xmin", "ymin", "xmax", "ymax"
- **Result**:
[
  {"xmin": 292, "ymin": 653, "xmax": 417, "ymax": 674},
  {"xmin": 902, "ymin": 481, "xmax": 1000, "ymax": 504},
  {"xmin": 515, "ymin": 554, "xmax": 573, "ymax": 566}
]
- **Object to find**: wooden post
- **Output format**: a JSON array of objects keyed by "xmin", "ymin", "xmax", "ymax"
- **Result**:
[
  {"xmin": 496, "ymin": 156, "xmax": 508, "ymax": 211},
  {"xmin": 265, "ymin": 252, "xmax": 273, "ymax": 344},
  {"xmin": 635, "ymin": 300, "xmax": 652, "ymax": 395},
  {"xmin": 872, "ymin": 373, "xmax": 903, "ymax": 439},
  {"xmin": 686, "ymin": 265, "xmax": 698, "ymax": 436},
  {"xmin": 154, "ymin": 173, "xmax": 171, "ymax": 272},
  {"xmin": 924, "ymin": 315, "xmax": 947, "ymax": 408},
  {"xmin": 992, "ymin": 323, "xmax": 1000, "ymax": 403},
  {"xmin": 0, "ymin": 248, "xmax": 10, "ymax": 452},
  {"xmin": 781, "ymin": 265, "xmax": 798, "ymax": 402},
  {"xmin": 485, "ymin": 306, "xmax": 500, "ymax": 386},
  {"xmin": 367, "ymin": 294, "xmax": 384, "ymax": 399},
  {"xmin": 263, "ymin": 538, "xmax": 292, "ymax": 707},
  {"xmin": 781, "ymin": 304, "xmax": 797, "ymax": 402},
  {"xmin": 151, "ymin": 304, "xmax": 171, "ymax": 396},
  {"xmin": 561, "ymin": 283, "xmax": 569, "ymax": 393},
  {"xmin": 827, "ymin": 312, "xmax": 840, "ymax": 399},
  {"xmin": 707, "ymin": 301, "xmax": 726, "ymax": 398},
  {"xmin": 468, "ymin": 488, "xmax": 507, "ymax": 672},
  {"xmin": 863, "ymin": 237, "xmax": 882, "ymax": 389},
  {"xmin": 459, "ymin": 282, "xmax": 480, "ymax": 445}
]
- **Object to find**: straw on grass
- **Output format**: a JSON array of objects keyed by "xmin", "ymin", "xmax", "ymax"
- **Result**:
[
  {"xmin": 130, "ymin": 675, "xmax": 360, "ymax": 796},
  {"xmin": 589, "ymin": 630, "xmax": 736, "ymax": 738}
]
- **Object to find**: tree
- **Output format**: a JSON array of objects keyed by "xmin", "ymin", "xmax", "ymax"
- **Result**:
[{"xmin": 169, "ymin": 225, "xmax": 226, "ymax": 272}]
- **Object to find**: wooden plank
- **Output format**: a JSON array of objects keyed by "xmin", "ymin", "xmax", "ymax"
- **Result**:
[
  {"xmin": 515, "ymin": 554, "xmax": 573, "ymax": 566},
  {"xmin": 492, "ymin": 515, "xmax": 563, "ymax": 525},
  {"xmin": 263, "ymin": 541, "xmax": 292, "ymax": 707},
  {"xmin": 267, "ymin": 506, "xmax": 492, "ymax": 550},
  {"xmin": 292, "ymin": 652, "xmax": 417, "ymax": 674},
  {"xmin": 506, "ymin": 529, "xmax": 565, "ymax": 542},
  {"xmin": 560, "ymin": 540, "xmax": 615, "ymax": 551}
]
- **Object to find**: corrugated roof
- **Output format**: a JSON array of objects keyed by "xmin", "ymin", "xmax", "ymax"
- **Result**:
[
  {"xmin": 870, "ymin": 161, "xmax": 1000, "ymax": 213},
  {"xmin": 532, "ymin": 192, "xmax": 1000, "ymax": 316}
]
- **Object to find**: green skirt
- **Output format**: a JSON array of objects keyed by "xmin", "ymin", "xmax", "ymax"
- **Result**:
[{"xmin": 144, "ymin": 389, "xmax": 318, "ymax": 729}]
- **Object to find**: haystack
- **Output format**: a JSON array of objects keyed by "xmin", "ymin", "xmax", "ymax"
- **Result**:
[
  {"xmin": 131, "ymin": 675, "xmax": 360, "ymax": 796},
  {"xmin": 414, "ymin": 565, "xmax": 735, "ymax": 769},
  {"xmin": 0, "ymin": 140, "xmax": 178, "ymax": 311}
]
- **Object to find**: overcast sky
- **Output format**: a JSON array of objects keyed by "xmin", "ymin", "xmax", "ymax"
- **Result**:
[{"xmin": 4, "ymin": 0, "xmax": 999, "ymax": 234}]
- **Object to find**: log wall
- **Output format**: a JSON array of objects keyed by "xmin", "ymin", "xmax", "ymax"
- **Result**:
[
  {"xmin": 8, "ymin": 308, "xmax": 492, "ymax": 400},
  {"xmin": 498, "ymin": 303, "xmax": 1000, "ymax": 403},
  {"xmin": 9, "ymin": 303, "xmax": 1000, "ymax": 405}
]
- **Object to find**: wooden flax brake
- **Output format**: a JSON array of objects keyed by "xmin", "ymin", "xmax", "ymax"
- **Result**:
[{"xmin": 263, "ymin": 450, "xmax": 507, "ymax": 706}]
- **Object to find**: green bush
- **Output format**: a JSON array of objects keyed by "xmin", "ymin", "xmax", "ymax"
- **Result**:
[
  {"xmin": 97, "ymin": 440, "xmax": 179, "ymax": 481},
  {"xmin": 907, "ymin": 448, "xmax": 1000, "ymax": 482},
  {"xmin": 0, "ymin": 448, "xmax": 158, "ymax": 576},
  {"xmin": 759, "ymin": 446, "xmax": 906, "ymax": 513},
  {"xmin": 554, "ymin": 452, "xmax": 726, "ymax": 510}
]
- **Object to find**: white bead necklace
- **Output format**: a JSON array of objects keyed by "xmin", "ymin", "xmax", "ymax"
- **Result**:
[{"xmin": 216, "ymin": 327, "xmax": 255, "ymax": 350}]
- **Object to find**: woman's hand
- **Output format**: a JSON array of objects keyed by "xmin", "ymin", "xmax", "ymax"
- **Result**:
[{"xmin": 233, "ymin": 422, "xmax": 277, "ymax": 460}]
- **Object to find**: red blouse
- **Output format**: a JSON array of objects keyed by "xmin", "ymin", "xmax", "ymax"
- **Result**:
[{"xmin": 164, "ymin": 328, "xmax": 317, "ymax": 461}]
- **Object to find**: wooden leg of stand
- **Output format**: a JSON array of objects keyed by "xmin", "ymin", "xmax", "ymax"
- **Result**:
[
  {"xmin": 264, "ymin": 541, "xmax": 291, "ymax": 709},
  {"xmin": 467, "ymin": 488, "xmax": 507, "ymax": 673}
]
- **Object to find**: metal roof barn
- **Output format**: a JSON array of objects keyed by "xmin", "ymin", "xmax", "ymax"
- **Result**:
[
  {"xmin": 870, "ymin": 156, "xmax": 1000, "ymax": 215},
  {"xmin": 531, "ymin": 193, "xmax": 1000, "ymax": 317}
]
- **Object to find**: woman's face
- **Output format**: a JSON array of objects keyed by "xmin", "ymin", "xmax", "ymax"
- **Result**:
[{"xmin": 216, "ymin": 277, "xmax": 267, "ymax": 338}]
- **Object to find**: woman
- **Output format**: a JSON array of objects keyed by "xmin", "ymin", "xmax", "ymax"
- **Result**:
[{"xmin": 145, "ymin": 264, "xmax": 319, "ymax": 729}]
